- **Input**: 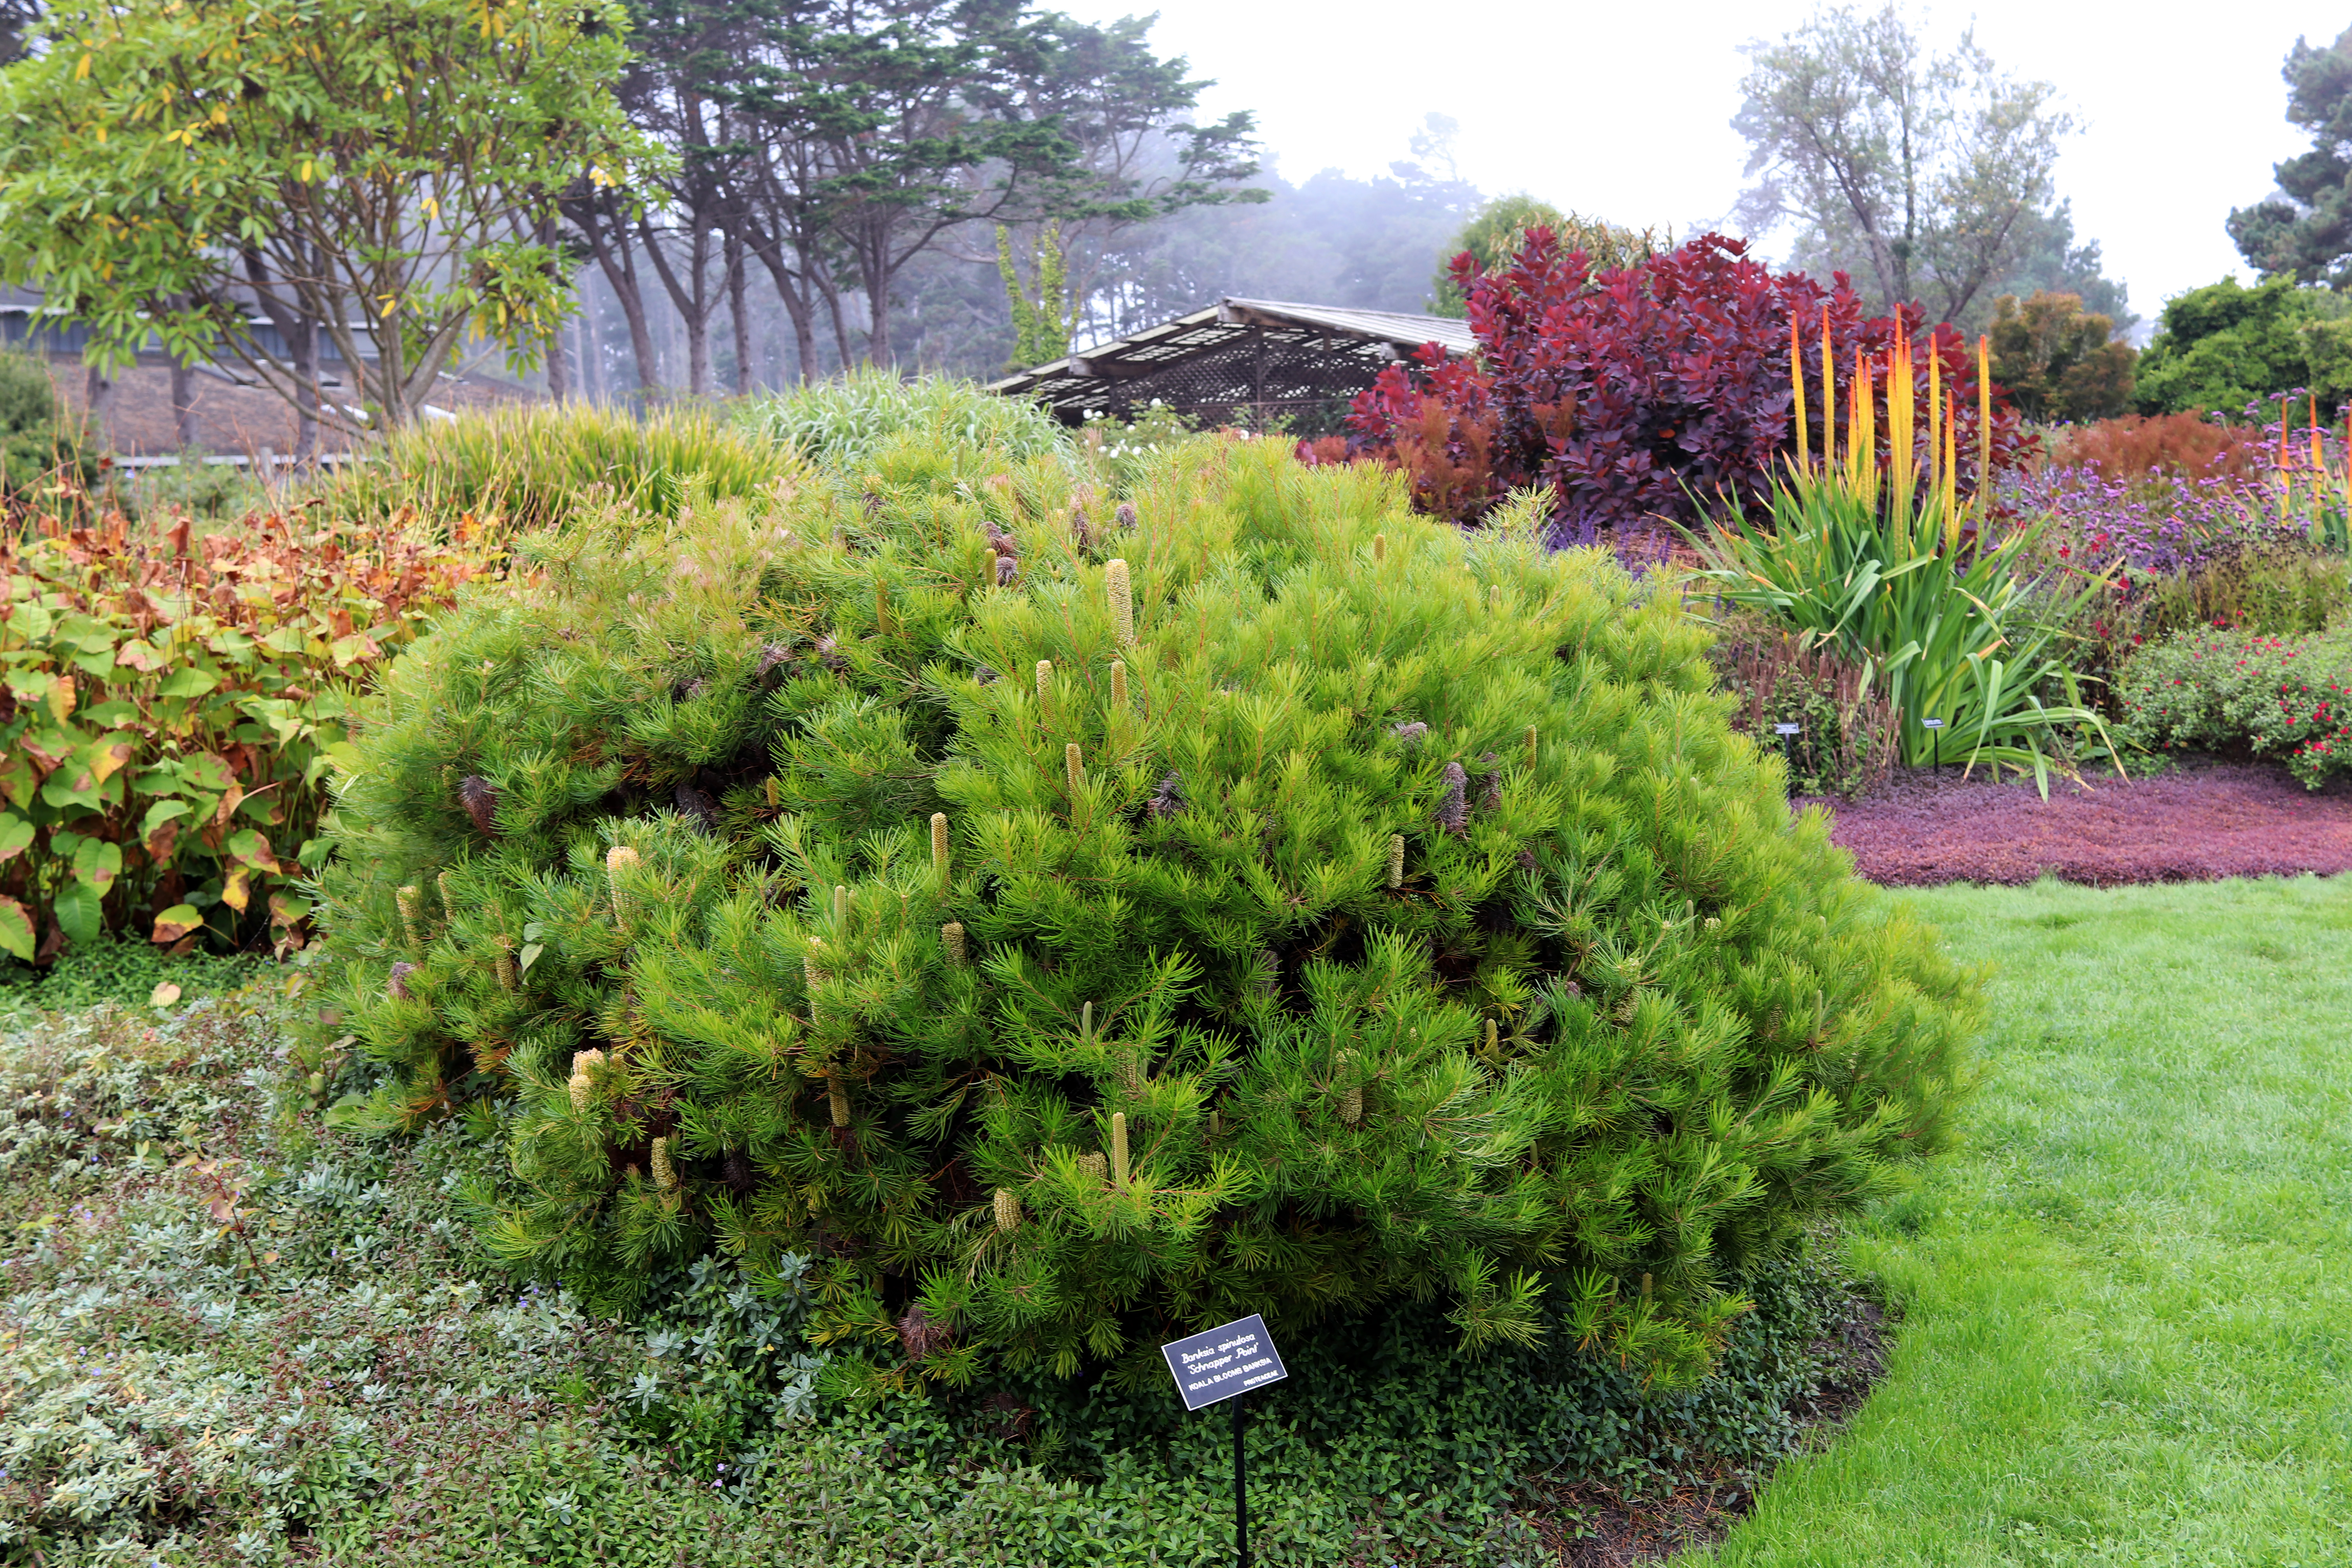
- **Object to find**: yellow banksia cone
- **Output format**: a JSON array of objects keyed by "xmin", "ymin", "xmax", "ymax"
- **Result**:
[
  {"xmin": 941, "ymin": 921, "xmax": 967, "ymax": 965},
  {"xmin": 827, "ymin": 1073, "xmax": 851, "ymax": 1128},
  {"xmin": 1110, "ymin": 659, "xmax": 1128, "ymax": 710},
  {"xmin": 568, "ymin": 1049, "xmax": 604, "ymax": 1114},
  {"xmin": 396, "ymin": 885, "xmax": 423, "ymax": 953},
  {"xmin": 495, "ymin": 935, "xmax": 517, "ymax": 992},
  {"xmin": 651, "ymin": 1136, "xmax": 678, "ymax": 1192},
  {"xmin": 993, "ymin": 1187, "xmax": 1021, "ymax": 1232},
  {"xmin": 1106, "ymin": 558, "xmax": 1133, "ymax": 646},
  {"xmin": 931, "ymin": 812, "xmax": 950, "ymax": 883},
  {"xmin": 605, "ymin": 846, "xmax": 639, "ymax": 930},
  {"xmin": 1387, "ymin": 834, "xmax": 1405, "ymax": 890}
]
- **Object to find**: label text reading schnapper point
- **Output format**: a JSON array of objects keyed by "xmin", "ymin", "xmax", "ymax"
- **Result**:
[{"xmin": 1158, "ymin": 1313, "xmax": 1290, "ymax": 1412}]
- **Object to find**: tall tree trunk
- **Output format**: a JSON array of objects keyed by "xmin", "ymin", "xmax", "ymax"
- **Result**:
[
  {"xmin": 169, "ymin": 359, "xmax": 200, "ymax": 450},
  {"xmin": 81, "ymin": 361, "xmax": 115, "ymax": 453},
  {"xmin": 746, "ymin": 238, "xmax": 821, "ymax": 385},
  {"xmin": 726, "ymin": 231, "xmax": 752, "ymax": 395},
  {"xmin": 541, "ymin": 215, "xmax": 570, "ymax": 404},
  {"xmin": 572, "ymin": 197, "xmax": 659, "ymax": 399},
  {"xmin": 580, "ymin": 294, "xmax": 605, "ymax": 403}
]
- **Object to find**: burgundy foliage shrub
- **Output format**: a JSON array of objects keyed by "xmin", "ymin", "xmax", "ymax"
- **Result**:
[{"xmin": 1348, "ymin": 230, "xmax": 2029, "ymax": 541}]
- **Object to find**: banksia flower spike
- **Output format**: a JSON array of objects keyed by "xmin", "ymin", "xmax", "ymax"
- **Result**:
[
  {"xmin": 1035, "ymin": 659, "xmax": 1052, "ymax": 700},
  {"xmin": 1106, "ymin": 558, "xmax": 1134, "ymax": 646},
  {"xmin": 386, "ymin": 960, "xmax": 417, "ymax": 1000},
  {"xmin": 874, "ymin": 578, "xmax": 894, "ymax": 635},
  {"xmin": 1387, "ymin": 834, "xmax": 1405, "ymax": 889},
  {"xmin": 1392, "ymin": 720, "xmax": 1427, "ymax": 746},
  {"xmin": 993, "ymin": 1187, "xmax": 1022, "ymax": 1232},
  {"xmin": 1436, "ymin": 761, "xmax": 1468, "ymax": 834},
  {"xmin": 651, "ymin": 1136, "xmax": 679, "ymax": 1193},
  {"xmin": 568, "ymin": 1049, "xmax": 604, "ymax": 1114},
  {"xmin": 804, "ymin": 938, "xmax": 827, "ymax": 1024},
  {"xmin": 458, "ymin": 775, "xmax": 499, "ymax": 836},
  {"xmin": 1110, "ymin": 659, "xmax": 1129, "ymax": 710},
  {"xmin": 833, "ymin": 883, "xmax": 850, "ymax": 926},
  {"xmin": 1077, "ymin": 1151, "xmax": 1107, "ymax": 1186},
  {"xmin": 437, "ymin": 871, "xmax": 457, "ymax": 926},
  {"xmin": 1065, "ymin": 742, "xmax": 1085, "ymax": 797},
  {"xmin": 1071, "ymin": 500, "xmax": 1093, "ymax": 552},
  {"xmin": 606, "ymin": 846, "xmax": 639, "ymax": 931},
  {"xmin": 1338, "ymin": 1051, "xmax": 1363, "ymax": 1127},
  {"xmin": 1524, "ymin": 724, "xmax": 1539, "ymax": 769},
  {"xmin": 1372, "ymin": 532, "xmax": 1386, "ymax": 563},
  {"xmin": 931, "ymin": 812, "xmax": 950, "ymax": 885},
  {"xmin": 1111, "ymin": 1111, "xmax": 1130, "ymax": 1189},
  {"xmin": 995, "ymin": 554, "xmax": 1018, "ymax": 587},
  {"xmin": 396, "ymin": 885, "xmax": 424, "ymax": 953},
  {"xmin": 827, "ymin": 1072, "xmax": 851, "ymax": 1128},
  {"xmin": 1114, "ymin": 501, "xmax": 1137, "ymax": 530},
  {"xmin": 941, "ymin": 922, "xmax": 967, "ymax": 965},
  {"xmin": 495, "ymin": 935, "xmax": 517, "ymax": 992}
]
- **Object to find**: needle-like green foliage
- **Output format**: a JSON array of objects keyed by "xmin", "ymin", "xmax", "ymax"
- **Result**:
[{"xmin": 313, "ymin": 428, "xmax": 1978, "ymax": 1392}]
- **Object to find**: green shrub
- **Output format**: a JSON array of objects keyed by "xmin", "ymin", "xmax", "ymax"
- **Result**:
[
  {"xmin": 0, "ymin": 348, "xmax": 87, "ymax": 508},
  {"xmin": 325, "ymin": 402, "xmax": 789, "ymax": 535},
  {"xmin": 312, "ymin": 433, "xmax": 1978, "ymax": 1392},
  {"xmin": 740, "ymin": 366, "xmax": 1069, "ymax": 471},
  {"xmin": 2116, "ymin": 623, "xmax": 2352, "ymax": 786},
  {"xmin": 1710, "ymin": 620, "xmax": 1899, "ymax": 798}
]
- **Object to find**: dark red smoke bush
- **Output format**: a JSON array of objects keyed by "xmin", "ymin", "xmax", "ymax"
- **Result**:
[{"xmin": 1347, "ymin": 230, "xmax": 2029, "ymax": 541}]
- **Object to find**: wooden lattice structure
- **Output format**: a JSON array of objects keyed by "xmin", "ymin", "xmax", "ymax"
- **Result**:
[{"xmin": 989, "ymin": 298, "xmax": 1476, "ymax": 434}]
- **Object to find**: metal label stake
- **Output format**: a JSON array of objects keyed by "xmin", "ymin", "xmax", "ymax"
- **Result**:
[
  {"xmin": 1161, "ymin": 1313, "xmax": 1290, "ymax": 1568},
  {"xmin": 1923, "ymin": 716, "xmax": 1945, "ymax": 778}
]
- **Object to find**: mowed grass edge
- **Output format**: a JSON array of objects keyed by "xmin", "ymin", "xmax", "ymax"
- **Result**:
[{"xmin": 1713, "ymin": 874, "xmax": 2352, "ymax": 1566}]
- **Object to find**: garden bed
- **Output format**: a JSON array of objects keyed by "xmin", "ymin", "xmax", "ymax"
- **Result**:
[{"xmin": 1805, "ymin": 758, "xmax": 2352, "ymax": 886}]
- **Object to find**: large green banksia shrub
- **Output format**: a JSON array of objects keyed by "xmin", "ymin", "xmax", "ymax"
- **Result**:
[{"xmin": 315, "ymin": 430, "xmax": 1978, "ymax": 1390}]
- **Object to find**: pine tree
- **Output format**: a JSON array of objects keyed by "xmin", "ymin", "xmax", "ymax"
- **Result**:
[{"xmin": 315, "ymin": 423, "xmax": 1979, "ymax": 1392}]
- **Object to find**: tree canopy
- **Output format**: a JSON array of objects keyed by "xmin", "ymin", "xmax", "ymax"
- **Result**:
[
  {"xmin": 2229, "ymin": 26, "xmax": 2352, "ymax": 289},
  {"xmin": 1732, "ymin": 4, "xmax": 2103, "ymax": 333},
  {"xmin": 0, "ymin": 0, "xmax": 647, "ymax": 437}
]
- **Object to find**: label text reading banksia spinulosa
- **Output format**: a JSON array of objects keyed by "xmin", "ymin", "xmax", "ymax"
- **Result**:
[{"xmin": 1160, "ymin": 1314, "xmax": 1289, "ymax": 1412}]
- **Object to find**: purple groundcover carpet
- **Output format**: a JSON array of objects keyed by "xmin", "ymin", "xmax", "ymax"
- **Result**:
[{"xmin": 1799, "ymin": 759, "xmax": 2352, "ymax": 887}]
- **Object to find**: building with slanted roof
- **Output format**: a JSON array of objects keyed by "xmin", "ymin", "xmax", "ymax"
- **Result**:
[{"xmin": 988, "ymin": 297, "xmax": 1475, "ymax": 433}]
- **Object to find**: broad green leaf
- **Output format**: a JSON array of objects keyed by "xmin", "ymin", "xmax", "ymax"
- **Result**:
[
  {"xmin": 0, "ymin": 813, "xmax": 31, "ymax": 864},
  {"xmin": 0, "ymin": 895, "xmax": 32, "ymax": 962},
  {"xmin": 156, "ymin": 666, "xmax": 222, "ymax": 699},
  {"xmin": 53, "ymin": 881, "xmax": 102, "ymax": 947},
  {"xmin": 114, "ymin": 637, "xmax": 167, "ymax": 672},
  {"xmin": 84, "ymin": 733, "xmax": 136, "ymax": 785},
  {"xmin": 72, "ymin": 836, "xmax": 122, "ymax": 893},
  {"xmin": 268, "ymin": 893, "xmax": 311, "ymax": 927},
  {"xmin": 518, "ymin": 942, "xmax": 545, "ymax": 975}
]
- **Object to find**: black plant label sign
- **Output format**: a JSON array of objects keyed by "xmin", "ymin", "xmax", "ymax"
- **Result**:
[{"xmin": 1160, "ymin": 1314, "xmax": 1289, "ymax": 1412}]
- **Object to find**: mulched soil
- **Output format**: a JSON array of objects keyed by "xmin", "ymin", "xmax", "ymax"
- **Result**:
[
  {"xmin": 1800, "ymin": 757, "xmax": 2352, "ymax": 887},
  {"xmin": 1520, "ymin": 1295, "xmax": 1892, "ymax": 1565}
]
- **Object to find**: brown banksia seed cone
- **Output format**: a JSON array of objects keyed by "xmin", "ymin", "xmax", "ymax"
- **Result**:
[
  {"xmin": 605, "ymin": 845, "xmax": 639, "ymax": 930},
  {"xmin": 386, "ymin": 960, "xmax": 416, "ymax": 1001},
  {"xmin": 1435, "ymin": 762, "xmax": 1468, "ymax": 835},
  {"xmin": 1114, "ymin": 501, "xmax": 1137, "ymax": 531},
  {"xmin": 941, "ymin": 921, "xmax": 967, "ymax": 965},
  {"xmin": 1105, "ymin": 558, "xmax": 1133, "ymax": 646},
  {"xmin": 995, "ymin": 554, "xmax": 1018, "ymax": 587},
  {"xmin": 458, "ymin": 775, "xmax": 499, "ymax": 836},
  {"xmin": 396, "ymin": 885, "xmax": 424, "ymax": 953},
  {"xmin": 651, "ymin": 1136, "xmax": 678, "ymax": 1192},
  {"xmin": 993, "ymin": 1187, "xmax": 1022, "ymax": 1232},
  {"xmin": 1387, "ymin": 834, "xmax": 1405, "ymax": 890}
]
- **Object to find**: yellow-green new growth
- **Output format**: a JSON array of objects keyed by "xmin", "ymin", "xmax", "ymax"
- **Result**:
[{"xmin": 1105, "ymin": 557, "xmax": 1133, "ymax": 646}]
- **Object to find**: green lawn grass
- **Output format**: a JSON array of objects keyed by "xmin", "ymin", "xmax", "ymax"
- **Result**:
[{"xmin": 1715, "ymin": 875, "xmax": 2352, "ymax": 1567}]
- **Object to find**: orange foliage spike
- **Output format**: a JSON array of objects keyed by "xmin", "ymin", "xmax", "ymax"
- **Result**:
[
  {"xmin": 1820, "ymin": 303, "xmax": 1837, "ymax": 470},
  {"xmin": 1926, "ymin": 336, "xmax": 1942, "ymax": 491},
  {"xmin": 1789, "ymin": 310, "xmax": 1809, "ymax": 470},
  {"xmin": 2310, "ymin": 393, "xmax": 2323, "ymax": 472}
]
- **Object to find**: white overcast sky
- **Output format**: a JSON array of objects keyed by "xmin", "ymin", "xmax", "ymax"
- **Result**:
[{"xmin": 1052, "ymin": 0, "xmax": 2352, "ymax": 319}]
